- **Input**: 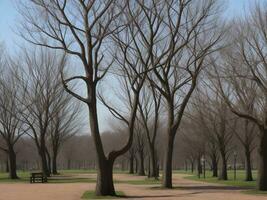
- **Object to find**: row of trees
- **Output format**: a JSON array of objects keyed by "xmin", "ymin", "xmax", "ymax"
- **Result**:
[
  {"xmin": 0, "ymin": 46, "xmax": 81, "ymax": 178},
  {"xmin": 0, "ymin": 0, "xmax": 266, "ymax": 196}
]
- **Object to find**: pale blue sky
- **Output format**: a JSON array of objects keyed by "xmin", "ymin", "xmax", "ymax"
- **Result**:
[
  {"xmin": 0, "ymin": 0, "xmax": 260, "ymax": 49},
  {"xmin": 0, "ymin": 0, "xmax": 264, "ymax": 132}
]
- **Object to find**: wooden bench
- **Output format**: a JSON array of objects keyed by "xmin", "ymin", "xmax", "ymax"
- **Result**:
[{"xmin": 30, "ymin": 172, "xmax": 47, "ymax": 183}]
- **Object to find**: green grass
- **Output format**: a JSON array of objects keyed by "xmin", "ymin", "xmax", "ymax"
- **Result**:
[
  {"xmin": 181, "ymin": 170, "xmax": 257, "ymax": 188},
  {"xmin": 81, "ymin": 191, "xmax": 125, "ymax": 199}
]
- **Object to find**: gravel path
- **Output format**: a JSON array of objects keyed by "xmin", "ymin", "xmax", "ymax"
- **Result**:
[{"xmin": 0, "ymin": 173, "xmax": 267, "ymax": 200}]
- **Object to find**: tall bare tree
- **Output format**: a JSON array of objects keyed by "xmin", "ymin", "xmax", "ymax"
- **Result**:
[
  {"xmin": 16, "ymin": 48, "xmax": 66, "ymax": 177},
  {"xmin": 17, "ymin": 0, "xmax": 128, "ymax": 196},
  {"xmin": 130, "ymin": 0, "xmax": 222, "ymax": 187},
  {"xmin": 48, "ymin": 94, "xmax": 81, "ymax": 174},
  {"xmin": 211, "ymin": 4, "xmax": 267, "ymax": 190},
  {"xmin": 138, "ymin": 84, "xmax": 161, "ymax": 178},
  {"xmin": 0, "ymin": 62, "xmax": 26, "ymax": 179}
]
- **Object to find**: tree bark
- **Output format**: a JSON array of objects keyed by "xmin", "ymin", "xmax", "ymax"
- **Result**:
[
  {"xmin": 129, "ymin": 154, "xmax": 134, "ymax": 174},
  {"xmin": 211, "ymin": 154, "xmax": 218, "ymax": 177},
  {"xmin": 148, "ymin": 145, "xmax": 158, "ymax": 178},
  {"xmin": 95, "ymin": 159, "xmax": 115, "ymax": 196},
  {"xmin": 219, "ymin": 153, "xmax": 228, "ymax": 180},
  {"xmin": 163, "ymin": 133, "xmax": 175, "ymax": 188},
  {"xmin": 245, "ymin": 148, "xmax": 253, "ymax": 181},
  {"xmin": 8, "ymin": 147, "xmax": 18, "ymax": 179},
  {"xmin": 39, "ymin": 148, "xmax": 50, "ymax": 177},
  {"xmin": 138, "ymin": 150, "xmax": 145, "ymax": 176},
  {"xmin": 5, "ymin": 157, "xmax": 9, "ymax": 173},
  {"xmin": 257, "ymin": 131, "xmax": 267, "ymax": 190},
  {"xmin": 52, "ymin": 153, "xmax": 58, "ymax": 175}
]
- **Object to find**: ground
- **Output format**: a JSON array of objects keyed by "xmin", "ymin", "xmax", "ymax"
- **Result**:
[{"xmin": 0, "ymin": 172, "xmax": 267, "ymax": 200}]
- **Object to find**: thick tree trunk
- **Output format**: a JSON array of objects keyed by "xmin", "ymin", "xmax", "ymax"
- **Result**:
[
  {"xmin": 39, "ymin": 149, "xmax": 50, "ymax": 177},
  {"xmin": 138, "ymin": 150, "xmax": 145, "ymax": 176},
  {"xmin": 163, "ymin": 133, "xmax": 175, "ymax": 188},
  {"xmin": 257, "ymin": 131, "xmax": 267, "ymax": 190},
  {"xmin": 219, "ymin": 153, "xmax": 227, "ymax": 180},
  {"xmin": 8, "ymin": 147, "xmax": 18, "ymax": 179},
  {"xmin": 95, "ymin": 159, "xmax": 115, "ymax": 196},
  {"xmin": 129, "ymin": 154, "xmax": 134, "ymax": 174},
  {"xmin": 245, "ymin": 148, "xmax": 253, "ymax": 181}
]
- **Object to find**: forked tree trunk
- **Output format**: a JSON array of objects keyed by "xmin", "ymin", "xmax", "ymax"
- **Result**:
[
  {"xmin": 89, "ymin": 97, "xmax": 116, "ymax": 196},
  {"xmin": 95, "ymin": 159, "xmax": 115, "ymax": 196},
  {"xmin": 245, "ymin": 148, "xmax": 253, "ymax": 181},
  {"xmin": 163, "ymin": 133, "xmax": 175, "ymax": 188},
  {"xmin": 257, "ymin": 131, "xmax": 267, "ymax": 190},
  {"xmin": 8, "ymin": 147, "xmax": 18, "ymax": 179}
]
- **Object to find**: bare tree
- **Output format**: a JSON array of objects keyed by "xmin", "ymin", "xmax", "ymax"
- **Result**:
[
  {"xmin": 17, "ymin": 0, "xmax": 128, "ymax": 195},
  {"xmin": 139, "ymin": 0, "xmax": 222, "ymax": 187},
  {"xmin": 48, "ymin": 94, "xmax": 81, "ymax": 174},
  {"xmin": 0, "ymin": 62, "xmax": 26, "ymax": 179},
  {"xmin": 138, "ymin": 84, "xmax": 161, "ymax": 178},
  {"xmin": 211, "ymin": 4, "xmax": 267, "ymax": 190},
  {"xmin": 15, "ymin": 48, "xmax": 66, "ymax": 177}
]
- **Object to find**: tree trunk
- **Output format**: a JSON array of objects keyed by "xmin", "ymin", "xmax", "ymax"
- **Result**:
[
  {"xmin": 129, "ymin": 154, "xmax": 134, "ymax": 174},
  {"xmin": 135, "ymin": 157, "xmax": 138, "ymax": 174},
  {"xmin": 46, "ymin": 148, "xmax": 51, "ymax": 175},
  {"xmin": 8, "ymin": 147, "xmax": 18, "ymax": 179},
  {"xmin": 39, "ymin": 148, "xmax": 50, "ymax": 177},
  {"xmin": 149, "ymin": 144, "xmax": 158, "ymax": 178},
  {"xmin": 245, "ymin": 148, "xmax": 253, "ymax": 181},
  {"xmin": 5, "ymin": 157, "xmax": 9, "ymax": 173},
  {"xmin": 52, "ymin": 153, "xmax": 58, "ymax": 175},
  {"xmin": 211, "ymin": 154, "xmax": 218, "ymax": 177},
  {"xmin": 257, "ymin": 131, "xmax": 267, "ymax": 190},
  {"xmin": 163, "ymin": 133, "xmax": 175, "ymax": 188},
  {"xmin": 191, "ymin": 161, "xmax": 194, "ymax": 173},
  {"xmin": 197, "ymin": 157, "xmax": 202, "ymax": 178},
  {"xmin": 219, "ymin": 153, "xmax": 227, "ymax": 180},
  {"xmin": 138, "ymin": 150, "xmax": 145, "ymax": 176},
  {"xmin": 95, "ymin": 159, "xmax": 115, "ymax": 196}
]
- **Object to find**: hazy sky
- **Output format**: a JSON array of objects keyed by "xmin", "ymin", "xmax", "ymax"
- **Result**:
[{"xmin": 0, "ymin": 0, "xmax": 264, "ymax": 132}]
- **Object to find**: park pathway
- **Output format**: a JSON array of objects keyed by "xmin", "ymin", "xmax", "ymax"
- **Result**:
[{"xmin": 0, "ymin": 173, "xmax": 266, "ymax": 200}]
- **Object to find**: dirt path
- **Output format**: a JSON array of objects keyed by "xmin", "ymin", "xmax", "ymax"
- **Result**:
[{"xmin": 0, "ymin": 173, "xmax": 266, "ymax": 200}]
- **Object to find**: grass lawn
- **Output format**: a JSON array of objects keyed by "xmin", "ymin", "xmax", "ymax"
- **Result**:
[
  {"xmin": 179, "ymin": 170, "xmax": 257, "ymax": 188},
  {"xmin": 81, "ymin": 191, "xmax": 126, "ymax": 199}
]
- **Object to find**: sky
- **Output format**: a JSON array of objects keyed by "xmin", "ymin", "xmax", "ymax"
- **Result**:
[{"xmin": 0, "ymin": 0, "xmax": 264, "ymax": 132}]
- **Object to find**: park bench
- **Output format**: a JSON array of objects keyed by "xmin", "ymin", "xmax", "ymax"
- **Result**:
[{"xmin": 30, "ymin": 172, "xmax": 47, "ymax": 183}]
